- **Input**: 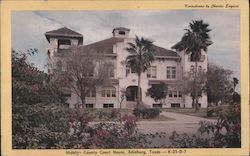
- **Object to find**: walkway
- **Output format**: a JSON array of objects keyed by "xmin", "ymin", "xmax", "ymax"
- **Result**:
[{"xmin": 137, "ymin": 111, "xmax": 217, "ymax": 134}]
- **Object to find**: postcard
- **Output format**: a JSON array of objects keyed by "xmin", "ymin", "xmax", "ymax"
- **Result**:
[{"xmin": 1, "ymin": 0, "xmax": 249, "ymax": 156}]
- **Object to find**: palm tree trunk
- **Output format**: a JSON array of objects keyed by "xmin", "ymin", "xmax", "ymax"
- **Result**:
[
  {"xmin": 194, "ymin": 61, "xmax": 199, "ymax": 112},
  {"xmin": 137, "ymin": 72, "xmax": 141, "ymax": 108}
]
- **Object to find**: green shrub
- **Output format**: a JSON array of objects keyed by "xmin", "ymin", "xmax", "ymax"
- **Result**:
[{"xmin": 133, "ymin": 108, "xmax": 161, "ymax": 119}]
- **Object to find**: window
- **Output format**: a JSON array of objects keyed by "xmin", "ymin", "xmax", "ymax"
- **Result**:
[
  {"xmin": 86, "ymin": 89, "xmax": 96, "ymax": 97},
  {"xmin": 166, "ymin": 66, "xmax": 176, "ymax": 79},
  {"xmin": 112, "ymin": 90, "xmax": 116, "ymax": 97},
  {"xmin": 103, "ymin": 104, "xmax": 114, "ymax": 108},
  {"xmin": 118, "ymin": 31, "xmax": 126, "ymax": 35},
  {"xmin": 173, "ymin": 91, "xmax": 178, "ymax": 98},
  {"xmin": 169, "ymin": 90, "xmax": 182, "ymax": 98},
  {"xmin": 86, "ymin": 104, "xmax": 94, "ymax": 108},
  {"xmin": 153, "ymin": 104, "xmax": 162, "ymax": 108},
  {"xmin": 169, "ymin": 91, "xmax": 173, "ymax": 97},
  {"xmin": 147, "ymin": 66, "xmax": 157, "ymax": 78},
  {"xmin": 126, "ymin": 64, "xmax": 135, "ymax": 76},
  {"xmin": 101, "ymin": 88, "xmax": 116, "ymax": 98},
  {"xmin": 102, "ymin": 90, "xmax": 105, "ymax": 97},
  {"xmin": 58, "ymin": 39, "xmax": 71, "ymax": 49},
  {"xmin": 178, "ymin": 91, "xmax": 182, "ymax": 98},
  {"xmin": 171, "ymin": 103, "xmax": 180, "ymax": 108},
  {"xmin": 107, "ymin": 90, "xmax": 111, "ymax": 97}
]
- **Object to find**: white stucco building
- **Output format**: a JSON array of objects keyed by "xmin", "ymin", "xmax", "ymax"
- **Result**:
[{"xmin": 45, "ymin": 27, "xmax": 208, "ymax": 109}]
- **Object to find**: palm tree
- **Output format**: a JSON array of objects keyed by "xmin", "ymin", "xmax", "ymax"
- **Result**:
[
  {"xmin": 172, "ymin": 20, "xmax": 212, "ymax": 112},
  {"xmin": 126, "ymin": 36, "xmax": 155, "ymax": 108}
]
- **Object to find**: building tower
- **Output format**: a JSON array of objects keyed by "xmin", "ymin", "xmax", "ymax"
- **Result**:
[{"xmin": 45, "ymin": 27, "xmax": 83, "ymax": 74}]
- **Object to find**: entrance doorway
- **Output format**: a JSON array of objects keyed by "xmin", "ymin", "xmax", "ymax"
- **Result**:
[{"xmin": 126, "ymin": 86, "xmax": 141, "ymax": 101}]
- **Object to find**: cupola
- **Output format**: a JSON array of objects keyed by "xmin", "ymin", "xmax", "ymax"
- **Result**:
[{"xmin": 112, "ymin": 27, "xmax": 130, "ymax": 38}]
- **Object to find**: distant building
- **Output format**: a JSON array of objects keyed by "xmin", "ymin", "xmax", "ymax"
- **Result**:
[{"xmin": 45, "ymin": 27, "xmax": 208, "ymax": 109}]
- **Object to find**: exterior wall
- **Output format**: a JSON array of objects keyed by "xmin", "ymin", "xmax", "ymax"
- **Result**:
[
  {"xmin": 47, "ymin": 30, "xmax": 208, "ymax": 109},
  {"xmin": 179, "ymin": 50, "xmax": 208, "ymax": 108}
]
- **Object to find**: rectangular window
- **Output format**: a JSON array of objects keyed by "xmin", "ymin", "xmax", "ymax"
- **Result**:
[
  {"xmin": 178, "ymin": 91, "xmax": 182, "ymax": 98},
  {"xmin": 171, "ymin": 103, "xmax": 180, "ymax": 108},
  {"xmin": 112, "ymin": 90, "xmax": 116, "ymax": 97},
  {"xmin": 153, "ymin": 104, "xmax": 162, "ymax": 108},
  {"xmin": 173, "ymin": 91, "xmax": 178, "ymax": 98},
  {"xmin": 101, "ymin": 90, "xmax": 105, "ymax": 97},
  {"xmin": 147, "ymin": 66, "xmax": 157, "ymax": 78},
  {"xmin": 169, "ymin": 91, "xmax": 173, "ymax": 97},
  {"xmin": 103, "ymin": 104, "xmax": 114, "ymax": 108},
  {"xmin": 172, "ymin": 67, "xmax": 176, "ymax": 79},
  {"xmin": 167, "ymin": 67, "xmax": 171, "ymax": 79},
  {"xmin": 87, "ymin": 89, "xmax": 96, "ymax": 97},
  {"xmin": 86, "ymin": 104, "xmax": 94, "ymax": 108},
  {"xmin": 166, "ymin": 66, "xmax": 177, "ymax": 79},
  {"xmin": 102, "ymin": 88, "xmax": 116, "ymax": 97},
  {"xmin": 106, "ymin": 90, "xmax": 111, "ymax": 97}
]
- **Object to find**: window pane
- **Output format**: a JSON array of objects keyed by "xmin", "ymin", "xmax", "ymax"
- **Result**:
[
  {"xmin": 169, "ymin": 91, "xmax": 173, "ymax": 97},
  {"xmin": 86, "ymin": 104, "xmax": 94, "ymax": 108},
  {"xmin": 172, "ymin": 67, "xmax": 176, "ymax": 79},
  {"xmin": 166, "ymin": 67, "xmax": 171, "ymax": 79},
  {"xmin": 102, "ymin": 90, "xmax": 105, "ymax": 97},
  {"xmin": 107, "ymin": 90, "xmax": 111, "ymax": 97},
  {"xmin": 173, "ymin": 91, "xmax": 177, "ymax": 97},
  {"xmin": 112, "ymin": 89, "xmax": 116, "ymax": 97},
  {"xmin": 178, "ymin": 91, "xmax": 182, "ymax": 98}
]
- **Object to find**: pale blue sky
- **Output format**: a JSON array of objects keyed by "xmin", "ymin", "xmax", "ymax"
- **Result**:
[{"xmin": 12, "ymin": 10, "xmax": 240, "ymax": 80}]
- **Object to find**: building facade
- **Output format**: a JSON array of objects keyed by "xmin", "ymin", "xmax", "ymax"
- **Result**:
[{"xmin": 45, "ymin": 27, "xmax": 208, "ymax": 109}]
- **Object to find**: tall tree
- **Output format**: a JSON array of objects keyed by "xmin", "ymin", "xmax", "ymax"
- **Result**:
[
  {"xmin": 61, "ymin": 48, "xmax": 110, "ymax": 108},
  {"xmin": 172, "ymin": 20, "xmax": 212, "ymax": 111},
  {"xmin": 206, "ymin": 63, "xmax": 233, "ymax": 105},
  {"xmin": 126, "ymin": 36, "xmax": 155, "ymax": 107}
]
